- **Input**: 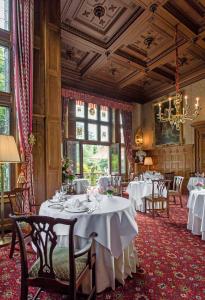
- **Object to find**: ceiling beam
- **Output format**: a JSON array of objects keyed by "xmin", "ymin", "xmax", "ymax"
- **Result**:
[{"xmin": 163, "ymin": 2, "xmax": 199, "ymax": 34}]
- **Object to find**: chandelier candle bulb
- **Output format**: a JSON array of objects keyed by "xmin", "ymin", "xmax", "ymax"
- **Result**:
[{"xmin": 184, "ymin": 96, "xmax": 188, "ymax": 106}]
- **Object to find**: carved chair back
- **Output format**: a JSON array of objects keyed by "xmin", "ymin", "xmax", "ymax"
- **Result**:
[
  {"xmin": 11, "ymin": 215, "xmax": 77, "ymax": 292},
  {"xmin": 164, "ymin": 172, "xmax": 175, "ymax": 188},
  {"xmin": 173, "ymin": 176, "xmax": 184, "ymax": 193},
  {"xmin": 7, "ymin": 188, "xmax": 33, "ymax": 215},
  {"xmin": 111, "ymin": 175, "xmax": 122, "ymax": 187},
  {"xmin": 151, "ymin": 179, "xmax": 171, "ymax": 199}
]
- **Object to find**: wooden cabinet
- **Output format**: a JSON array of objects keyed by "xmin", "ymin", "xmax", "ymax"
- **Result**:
[{"xmin": 192, "ymin": 121, "xmax": 205, "ymax": 173}]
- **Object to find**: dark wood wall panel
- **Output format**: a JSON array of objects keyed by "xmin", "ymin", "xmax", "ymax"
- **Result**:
[
  {"xmin": 150, "ymin": 144, "xmax": 195, "ymax": 192},
  {"xmin": 32, "ymin": 117, "xmax": 46, "ymax": 205},
  {"xmin": 33, "ymin": 0, "xmax": 61, "ymax": 203}
]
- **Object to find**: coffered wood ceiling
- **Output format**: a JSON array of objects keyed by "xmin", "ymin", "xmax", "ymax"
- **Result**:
[{"xmin": 61, "ymin": 0, "xmax": 205, "ymax": 103}]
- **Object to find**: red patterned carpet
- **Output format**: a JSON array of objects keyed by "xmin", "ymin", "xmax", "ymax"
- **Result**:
[{"xmin": 1, "ymin": 197, "xmax": 205, "ymax": 300}]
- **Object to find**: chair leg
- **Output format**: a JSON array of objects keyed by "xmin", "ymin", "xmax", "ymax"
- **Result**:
[
  {"xmin": 145, "ymin": 198, "xmax": 147, "ymax": 213},
  {"xmin": 20, "ymin": 282, "xmax": 28, "ymax": 300},
  {"xmin": 167, "ymin": 200, "xmax": 169, "ymax": 218},
  {"xmin": 180, "ymin": 195, "xmax": 183, "ymax": 208},
  {"xmin": 173, "ymin": 195, "xmax": 176, "ymax": 204},
  {"xmin": 9, "ymin": 226, "xmax": 17, "ymax": 259},
  {"xmin": 92, "ymin": 262, "xmax": 96, "ymax": 300},
  {"xmin": 152, "ymin": 201, "xmax": 155, "ymax": 218}
]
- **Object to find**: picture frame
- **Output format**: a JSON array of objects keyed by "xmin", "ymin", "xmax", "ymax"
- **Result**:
[{"xmin": 153, "ymin": 96, "xmax": 183, "ymax": 146}]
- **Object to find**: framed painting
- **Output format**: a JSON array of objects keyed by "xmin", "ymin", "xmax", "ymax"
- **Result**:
[{"xmin": 153, "ymin": 98, "xmax": 183, "ymax": 146}]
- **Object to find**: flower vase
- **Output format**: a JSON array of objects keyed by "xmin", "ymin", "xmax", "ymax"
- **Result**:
[{"xmin": 67, "ymin": 180, "xmax": 75, "ymax": 194}]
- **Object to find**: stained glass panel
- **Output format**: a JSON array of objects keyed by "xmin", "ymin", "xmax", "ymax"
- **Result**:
[
  {"xmin": 88, "ymin": 103, "xmax": 97, "ymax": 120},
  {"xmin": 76, "ymin": 101, "xmax": 85, "ymax": 118},
  {"xmin": 76, "ymin": 122, "xmax": 85, "ymax": 140},
  {"xmin": 88, "ymin": 123, "xmax": 97, "ymax": 141},
  {"xmin": 100, "ymin": 106, "xmax": 108, "ymax": 122},
  {"xmin": 100, "ymin": 125, "xmax": 109, "ymax": 142}
]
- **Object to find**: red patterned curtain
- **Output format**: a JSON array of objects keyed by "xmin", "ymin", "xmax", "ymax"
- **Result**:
[
  {"xmin": 121, "ymin": 111, "xmax": 135, "ymax": 172},
  {"xmin": 13, "ymin": 0, "xmax": 34, "ymax": 210},
  {"xmin": 62, "ymin": 88, "xmax": 133, "ymax": 112}
]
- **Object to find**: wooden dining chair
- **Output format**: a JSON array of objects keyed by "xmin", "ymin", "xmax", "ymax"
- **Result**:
[
  {"xmin": 169, "ymin": 176, "xmax": 184, "ymax": 207},
  {"xmin": 145, "ymin": 179, "xmax": 171, "ymax": 218},
  {"xmin": 164, "ymin": 172, "xmax": 175, "ymax": 189},
  {"xmin": 111, "ymin": 174, "xmax": 122, "ymax": 195},
  {"xmin": 10, "ymin": 215, "xmax": 97, "ymax": 300},
  {"xmin": 8, "ymin": 188, "xmax": 40, "ymax": 258}
]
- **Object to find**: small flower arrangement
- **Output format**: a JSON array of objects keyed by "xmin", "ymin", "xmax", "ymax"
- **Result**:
[
  {"xmin": 106, "ymin": 185, "xmax": 114, "ymax": 196},
  {"xmin": 195, "ymin": 182, "xmax": 205, "ymax": 189},
  {"xmin": 62, "ymin": 158, "xmax": 75, "ymax": 182}
]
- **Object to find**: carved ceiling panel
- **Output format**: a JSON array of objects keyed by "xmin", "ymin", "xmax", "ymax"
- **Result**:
[
  {"xmin": 93, "ymin": 58, "xmax": 138, "ymax": 83},
  {"xmin": 162, "ymin": 50, "xmax": 204, "ymax": 76},
  {"xmin": 61, "ymin": 0, "xmax": 141, "ymax": 43},
  {"xmin": 61, "ymin": 0, "xmax": 205, "ymax": 103}
]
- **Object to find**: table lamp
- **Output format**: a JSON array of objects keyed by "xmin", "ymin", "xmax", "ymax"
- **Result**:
[
  {"xmin": 0, "ymin": 135, "xmax": 20, "ymax": 247},
  {"xmin": 144, "ymin": 156, "xmax": 153, "ymax": 170}
]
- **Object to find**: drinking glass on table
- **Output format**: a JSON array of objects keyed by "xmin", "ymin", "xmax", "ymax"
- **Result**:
[{"xmin": 95, "ymin": 193, "xmax": 102, "ymax": 209}]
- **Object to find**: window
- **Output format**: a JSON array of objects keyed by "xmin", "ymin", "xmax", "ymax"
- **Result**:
[
  {"xmin": 0, "ymin": 106, "xmax": 10, "ymax": 191},
  {"xmin": 0, "ymin": 0, "xmax": 12, "ymax": 191},
  {"xmin": 75, "ymin": 102, "xmax": 111, "ymax": 143},
  {"xmin": 120, "ymin": 113, "xmax": 126, "ymax": 174}
]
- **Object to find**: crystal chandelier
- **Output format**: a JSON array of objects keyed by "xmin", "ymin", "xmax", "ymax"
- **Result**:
[{"xmin": 158, "ymin": 25, "xmax": 201, "ymax": 131}]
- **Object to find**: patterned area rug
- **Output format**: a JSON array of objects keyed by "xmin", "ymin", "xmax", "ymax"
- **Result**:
[{"xmin": 1, "ymin": 197, "xmax": 205, "ymax": 300}]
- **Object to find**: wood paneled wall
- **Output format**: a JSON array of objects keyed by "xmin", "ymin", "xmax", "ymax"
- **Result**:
[
  {"xmin": 33, "ymin": 0, "xmax": 61, "ymax": 204},
  {"xmin": 150, "ymin": 144, "xmax": 195, "ymax": 192},
  {"xmin": 135, "ymin": 144, "xmax": 195, "ymax": 192}
]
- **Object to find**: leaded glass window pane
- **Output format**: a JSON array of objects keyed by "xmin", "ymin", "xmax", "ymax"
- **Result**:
[
  {"xmin": 100, "ymin": 106, "xmax": 108, "ymax": 122},
  {"xmin": 0, "ymin": 0, "xmax": 9, "ymax": 31},
  {"xmin": 100, "ymin": 125, "xmax": 109, "ymax": 142},
  {"xmin": 76, "ymin": 101, "xmax": 85, "ymax": 118},
  {"xmin": 0, "ymin": 45, "xmax": 10, "ymax": 92},
  {"xmin": 88, "ymin": 103, "xmax": 97, "ymax": 120},
  {"xmin": 76, "ymin": 122, "xmax": 85, "ymax": 140},
  {"xmin": 88, "ymin": 123, "xmax": 97, "ymax": 141}
]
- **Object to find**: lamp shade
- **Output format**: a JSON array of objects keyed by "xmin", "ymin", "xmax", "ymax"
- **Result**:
[
  {"xmin": 144, "ymin": 156, "xmax": 153, "ymax": 166},
  {"xmin": 0, "ymin": 135, "xmax": 20, "ymax": 163}
]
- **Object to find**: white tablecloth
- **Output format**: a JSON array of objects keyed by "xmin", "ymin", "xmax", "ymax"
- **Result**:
[
  {"xmin": 127, "ymin": 181, "xmax": 153, "ymax": 211},
  {"xmin": 127, "ymin": 181, "xmax": 167, "ymax": 212},
  {"xmin": 73, "ymin": 178, "xmax": 89, "ymax": 194},
  {"xmin": 187, "ymin": 177, "xmax": 205, "ymax": 192},
  {"xmin": 39, "ymin": 195, "xmax": 138, "ymax": 292},
  {"xmin": 97, "ymin": 175, "xmax": 111, "ymax": 193},
  {"xmin": 187, "ymin": 189, "xmax": 205, "ymax": 240}
]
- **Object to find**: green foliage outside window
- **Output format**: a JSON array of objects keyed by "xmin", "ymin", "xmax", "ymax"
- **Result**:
[{"xmin": 0, "ymin": 106, "xmax": 10, "ymax": 191}]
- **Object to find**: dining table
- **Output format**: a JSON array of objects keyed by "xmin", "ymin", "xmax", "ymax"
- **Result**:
[
  {"xmin": 187, "ymin": 177, "xmax": 205, "ymax": 192},
  {"xmin": 126, "ymin": 180, "xmax": 153, "ymax": 211},
  {"xmin": 187, "ymin": 189, "xmax": 205, "ymax": 240},
  {"xmin": 126, "ymin": 180, "xmax": 167, "ymax": 211},
  {"xmin": 39, "ymin": 194, "xmax": 138, "ymax": 293}
]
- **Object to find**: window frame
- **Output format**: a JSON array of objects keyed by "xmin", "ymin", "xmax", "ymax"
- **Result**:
[
  {"xmin": 0, "ymin": 0, "xmax": 15, "ymax": 191},
  {"xmin": 75, "ymin": 102, "xmax": 112, "ymax": 145}
]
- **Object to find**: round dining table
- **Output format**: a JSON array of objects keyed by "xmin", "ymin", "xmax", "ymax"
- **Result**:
[
  {"xmin": 187, "ymin": 189, "xmax": 205, "ymax": 240},
  {"xmin": 126, "ymin": 180, "xmax": 153, "ymax": 211},
  {"xmin": 39, "ymin": 194, "xmax": 138, "ymax": 293}
]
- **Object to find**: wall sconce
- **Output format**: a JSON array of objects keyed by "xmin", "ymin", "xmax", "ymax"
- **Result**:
[{"xmin": 135, "ymin": 128, "xmax": 143, "ymax": 148}]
